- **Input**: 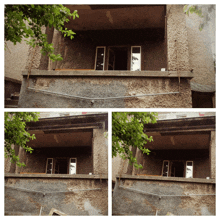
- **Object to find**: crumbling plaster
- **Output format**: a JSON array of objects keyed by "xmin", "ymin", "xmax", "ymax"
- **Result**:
[
  {"xmin": 5, "ymin": 175, "xmax": 108, "ymax": 216},
  {"xmin": 112, "ymin": 177, "xmax": 215, "ymax": 215}
]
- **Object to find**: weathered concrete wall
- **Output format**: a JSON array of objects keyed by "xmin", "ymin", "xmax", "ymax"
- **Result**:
[
  {"xmin": 112, "ymin": 176, "xmax": 215, "ymax": 215},
  {"xmin": 18, "ymin": 75, "xmax": 192, "ymax": 108},
  {"xmin": 93, "ymin": 128, "xmax": 108, "ymax": 175},
  {"xmin": 112, "ymin": 155, "xmax": 129, "ymax": 182},
  {"xmin": 5, "ymin": 40, "xmax": 30, "ymax": 81},
  {"xmin": 5, "ymin": 174, "xmax": 108, "ymax": 216},
  {"xmin": 185, "ymin": 6, "xmax": 215, "ymax": 87}
]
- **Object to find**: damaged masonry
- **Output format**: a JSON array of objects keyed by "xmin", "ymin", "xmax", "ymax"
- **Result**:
[
  {"xmin": 5, "ymin": 113, "xmax": 108, "ymax": 216},
  {"xmin": 112, "ymin": 113, "xmax": 216, "ymax": 215}
]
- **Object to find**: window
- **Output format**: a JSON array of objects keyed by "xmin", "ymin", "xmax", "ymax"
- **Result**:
[
  {"xmin": 95, "ymin": 47, "xmax": 106, "ymax": 70},
  {"xmin": 95, "ymin": 46, "xmax": 141, "ymax": 71},
  {"xmin": 69, "ymin": 158, "xmax": 77, "ymax": 174},
  {"xmin": 46, "ymin": 157, "xmax": 77, "ymax": 174},
  {"xmin": 162, "ymin": 160, "xmax": 194, "ymax": 178},
  {"xmin": 131, "ymin": 46, "xmax": 141, "ymax": 71},
  {"xmin": 185, "ymin": 161, "xmax": 193, "ymax": 178},
  {"xmin": 46, "ymin": 158, "xmax": 53, "ymax": 174}
]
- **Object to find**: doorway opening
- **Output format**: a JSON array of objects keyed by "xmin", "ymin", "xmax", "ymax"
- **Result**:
[
  {"xmin": 171, "ymin": 161, "xmax": 184, "ymax": 177},
  {"xmin": 55, "ymin": 158, "xmax": 68, "ymax": 174},
  {"xmin": 108, "ymin": 47, "xmax": 128, "ymax": 70}
]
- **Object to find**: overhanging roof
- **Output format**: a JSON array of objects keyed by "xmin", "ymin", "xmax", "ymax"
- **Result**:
[
  {"xmin": 26, "ymin": 113, "xmax": 108, "ymax": 133},
  {"xmin": 144, "ymin": 116, "xmax": 215, "ymax": 134},
  {"xmin": 143, "ymin": 116, "xmax": 215, "ymax": 150},
  {"xmin": 65, "ymin": 5, "xmax": 166, "ymax": 31}
]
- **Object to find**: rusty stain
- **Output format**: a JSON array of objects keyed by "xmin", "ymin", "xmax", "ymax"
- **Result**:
[
  {"xmin": 28, "ymin": 196, "xmax": 42, "ymax": 210},
  {"xmin": 5, "ymin": 195, "xmax": 16, "ymax": 202},
  {"xmin": 143, "ymin": 199, "xmax": 158, "ymax": 212},
  {"xmin": 123, "ymin": 197, "xmax": 133, "ymax": 204}
]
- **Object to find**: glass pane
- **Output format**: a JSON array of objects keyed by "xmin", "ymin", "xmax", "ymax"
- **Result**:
[
  {"xmin": 71, "ymin": 158, "xmax": 76, "ymax": 163},
  {"xmin": 186, "ymin": 162, "xmax": 193, "ymax": 178},
  {"xmin": 131, "ymin": 47, "xmax": 141, "ymax": 71},
  {"xmin": 95, "ymin": 48, "xmax": 105, "ymax": 70},
  {"xmin": 69, "ymin": 158, "xmax": 76, "ymax": 174},
  {"xmin": 162, "ymin": 161, "xmax": 169, "ymax": 177},
  {"xmin": 46, "ymin": 159, "xmax": 53, "ymax": 174}
]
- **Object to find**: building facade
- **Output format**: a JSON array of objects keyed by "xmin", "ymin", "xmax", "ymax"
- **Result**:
[
  {"xmin": 112, "ymin": 113, "xmax": 216, "ymax": 215},
  {"xmin": 5, "ymin": 113, "xmax": 108, "ymax": 216},
  {"xmin": 4, "ymin": 5, "xmax": 215, "ymax": 108}
]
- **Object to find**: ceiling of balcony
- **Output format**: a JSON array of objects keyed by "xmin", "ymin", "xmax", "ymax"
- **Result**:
[
  {"xmin": 144, "ymin": 132, "xmax": 210, "ymax": 150},
  {"xmin": 65, "ymin": 5, "xmax": 166, "ymax": 31},
  {"xmin": 28, "ymin": 130, "xmax": 93, "ymax": 148}
]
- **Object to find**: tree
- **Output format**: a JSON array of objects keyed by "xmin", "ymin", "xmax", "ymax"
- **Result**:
[
  {"xmin": 4, "ymin": 112, "xmax": 39, "ymax": 167},
  {"xmin": 112, "ymin": 112, "xmax": 157, "ymax": 169},
  {"xmin": 4, "ymin": 5, "xmax": 79, "ymax": 61}
]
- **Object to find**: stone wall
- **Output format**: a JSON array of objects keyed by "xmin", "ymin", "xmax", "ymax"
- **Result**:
[
  {"xmin": 112, "ymin": 175, "xmax": 215, "ymax": 215},
  {"xmin": 18, "ymin": 74, "xmax": 192, "ymax": 108},
  {"xmin": 5, "ymin": 174, "xmax": 108, "ymax": 216}
]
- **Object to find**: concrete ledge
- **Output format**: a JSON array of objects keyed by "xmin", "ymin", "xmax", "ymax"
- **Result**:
[
  {"xmin": 116, "ymin": 174, "xmax": 215, "ymax": 184},
  {"xmin": 22, "ymin": 70, "xmax": 194, "ymax": 78},
  {"xmin": 5, "ymin": 76, "xmax": 22, "ymax": 84},
  {"xmin": 5, "ymin": 173, "xmax": 108, "ymax": 179}
]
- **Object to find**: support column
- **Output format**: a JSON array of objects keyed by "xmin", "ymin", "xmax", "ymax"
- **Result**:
[
  {"xmin": 9, "ymin": 145, "xmax": 19, "ymax": 173},
  {"xmin": 92, "ymin": 127, "xmax": 108, "ymax": 175},
  {"xmin": 166, "ymin": 5, "xmax": 190, "ymax": 71},
  {"xmin": 132, "ymin": 148, "xmax": 144, "ymax": 175},
  {"xmin": 209, "ymin": 130, "xmax": 216, "ymax": 179}
]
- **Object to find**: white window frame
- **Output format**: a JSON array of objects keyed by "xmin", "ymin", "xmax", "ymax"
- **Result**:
[
  {"xmin": 185, "ymin": 161, "xmax": 193, "ymax": 178},
  {"xmin": 95, "ymin": 46, "xmax": 106, "ymax": 70},
  {"xmin": 162, "ymin": 160, "xmax": 169, "ymax": 177},
  {"xmin": 69, "ymin": 158, "xmax": 77, "ymax": 174},
  {"xmin": 46, "ymin": 158, "xmax": 53, "ymax": 174},
  {"xmin": 131, "ymin": 46, "xmax": 141, "ymax": 71}
]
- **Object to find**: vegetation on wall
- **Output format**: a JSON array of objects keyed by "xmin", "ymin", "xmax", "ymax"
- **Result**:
[
  {"xmin": 112, "ymin": 112, "xmax": 157, "ymax": 169},
  {"xmin": 4, "ymin": 112, "xmax": 39, "ymax": 167},
  {"xmin": 4, "ymin": 5, "xmax": 79, "ymax": 61},
  {"xmin": 184, "ymin": 4, "xmax": 215, "ymax": 31}
]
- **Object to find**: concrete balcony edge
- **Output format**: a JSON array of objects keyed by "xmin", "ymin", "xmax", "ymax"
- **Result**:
[
  {"xmin": 116, "ymin": 174, "xmax": 215, "ymax": 184},
  {"xmin": 5, "ymin": 173, "xmax": 108, "ymax": 179},
  {"xmin": 22, "ymin": 70, "xmax": 194, "ymax": 78}
]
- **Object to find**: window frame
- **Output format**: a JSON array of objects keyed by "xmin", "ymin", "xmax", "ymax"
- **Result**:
[
  {"xmin": 185, "ymin": 161, "xmax": 194, "ymax": 178},
  {"xmin": 46, "ymin": 158, "xmax": 53, "ymax": 174},
  {"xmin": 162, "ymin": 160, "xmax": 170, "ymax": 177},
  {"xmin": 130, "ymin": 46, "xmax": 141, "ymax": 71},
  {"xmin": 95, "ymin": 46, "xmax": 106, "ymax": 70},
  {"xmin": 69, "ymin": 158, "xmax": 77, "ymax": 174}
]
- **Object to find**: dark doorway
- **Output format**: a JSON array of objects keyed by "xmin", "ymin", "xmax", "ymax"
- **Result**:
[
  {"xmin": 192, "ymin": 91, "xmax": 214, "ymax": 108},
  {"xmin": 171, "ymin": 161, "xmax": 184, "ymax": 177},
  {"xmin": 55, "ymin": 158, "xmax": 68, "ymax": 174},
  {"xmin": 108, "ymin": 47, "xmax": 128, "ymax": 70}
]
